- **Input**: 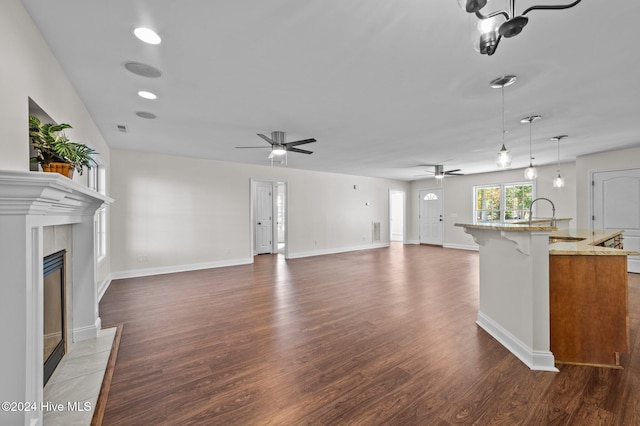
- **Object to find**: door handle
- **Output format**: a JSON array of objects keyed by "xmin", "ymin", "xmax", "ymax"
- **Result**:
[{"xmin": 258, "ymin": 222, "xmax": 262, "ymax": 225}]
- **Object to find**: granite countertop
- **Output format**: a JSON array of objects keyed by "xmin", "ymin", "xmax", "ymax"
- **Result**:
[
  {"xmin": 511, "ymin": 217, "xmax": 572, "ymax": 225},
  {"xmin": 454, "ymin": 222, "xmax": 556, "ymax": 232},
  {"xmin": 548, "ymin": 229, "xmax": 639, "ymax": 256},
  {"xmin": 455, "ymin": 223, "xmax": 639, "ymax": 256}
]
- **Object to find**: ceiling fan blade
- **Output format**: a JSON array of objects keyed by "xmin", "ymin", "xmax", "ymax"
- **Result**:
[
  {"xmin": 445, "ymin": 169, "xmax": 461, "ymax": 174},
  {"xmin": 256, "ymin": 133, "xmax": 275, "ymax": 145},
  {"xmin": 285, "ymin": 138, "xmax": 316, "ymax": 147},
  {"xmin": 287, "ymin": 147, "xmax": 313, "ymax": 155},
  {"xmin": 235, "ymin": 146, "xmax": 271, "ymax": 149}
]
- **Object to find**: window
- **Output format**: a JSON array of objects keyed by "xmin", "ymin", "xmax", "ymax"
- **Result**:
[
  {"xmin": 475, "ymin": 186, "xmax": 501, "ymax": 222},
  {"xmin": 423, "ymin": 192, "xmax": 439, "ymax": 201},
  {"xmin": 88, "ymin": 161, "xmax": 107, "ymax": 262},
  {"xmin": 474, "ymin": 182, "xmax": 534, "ymax": 223},
  {"xmin": 504, "ymin": 183, "xmax": 533, "ymax": 221},
  {"xmin": 96, "ymin": 207, "xmax": 107, "ymax": 261}
]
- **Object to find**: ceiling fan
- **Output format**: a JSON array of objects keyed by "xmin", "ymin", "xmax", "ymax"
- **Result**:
[
  {"xmin": 415, "ymin": 164, "xmax": 464, "ymax": 179},
  {"xmin": 236, "ymin": 131, "xmax": 316, "ymax": 159}
]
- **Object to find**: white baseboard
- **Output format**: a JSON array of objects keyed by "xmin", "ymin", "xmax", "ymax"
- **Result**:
[
  {"xmin": 97, "ymin": 276, "xmax": 112, "ymax": 301},
  {"xmin": 443, "ymin": 243, "xmax": 478, "ymax": 251},
  {"xmin": 476, "ymin": 311, "xmax": 558, "ymax": 372},
  {"xmin": 287, "ymin": 242, "xmax": 389, "ymax": 259},
  {"xmin": 405, "ymin": 239, "xmax": 420, "ymax": 245},
  {"xmin": 109, "ymin": 257, "xmax": 254, "ymax": 281},
  {"xmin": 73, "ymin": 318, "xmax": 100, "ymax": 343}
]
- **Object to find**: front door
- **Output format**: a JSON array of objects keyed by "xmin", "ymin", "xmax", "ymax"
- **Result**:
[
  {"xmin": 593, "ymin": 168, "xmax": 640, "ymax": 273},
  {"xmin": 419, "ymin": 188, "xmax": 443, "ymax": 245},
  {"xmin": 256, "ymin": 183, "xmax": 273, "ymax": 254}
]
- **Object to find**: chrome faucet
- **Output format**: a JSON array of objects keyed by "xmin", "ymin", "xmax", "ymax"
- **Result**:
[{"xmin": 528, "ymin": 197, "xmax": 556, "ymax": 227}]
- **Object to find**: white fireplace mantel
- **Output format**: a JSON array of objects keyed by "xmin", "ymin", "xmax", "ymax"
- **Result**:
[{"xmin": 0, "ymin": 170, "xmax": 113, "ymax": 426}]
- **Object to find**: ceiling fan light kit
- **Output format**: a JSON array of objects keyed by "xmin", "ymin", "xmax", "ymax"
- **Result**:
[
  {"xmin": 415, "ymin": 164, "xmax": 464, "ymax": 179},
  {"xmin": 271, "ymin": 145, "xmax": 286, "ymax": 156},
  {"xmin": 236, "ymin": 131, "xmax": 316, "ymax": 162},
  {"xmin": 459, "ymin": 0, "xmax": 583, "ymax": 55}
]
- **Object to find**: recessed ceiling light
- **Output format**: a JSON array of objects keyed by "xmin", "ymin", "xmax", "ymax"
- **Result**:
[
  {"xmin": 133, "ymin": 27, "xmax": 161, "ymax": 45},
  {"xmin": 137, "ymin": 90, "xmax": 157, "ymax": 100}
]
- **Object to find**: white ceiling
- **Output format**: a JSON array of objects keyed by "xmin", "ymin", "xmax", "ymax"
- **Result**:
[{"xmin": 21, "ymin": 0, "xmax": 640, "ymax": 181}]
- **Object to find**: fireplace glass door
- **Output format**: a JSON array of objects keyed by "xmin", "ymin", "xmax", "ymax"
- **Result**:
[{"xmin": 43, "ymin": 250, "xmax": 66, "ymax": 385}]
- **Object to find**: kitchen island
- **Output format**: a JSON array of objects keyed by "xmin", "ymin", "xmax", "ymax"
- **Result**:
[{"xmin": 455, "ymin": 223, "xmax": 638, "ymax": 371}]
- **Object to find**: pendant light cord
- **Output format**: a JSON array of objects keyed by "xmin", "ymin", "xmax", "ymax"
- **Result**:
[
  {"xmin": 501, "ymin": 85, "xmax": 505, "ymax": 144},
  {"xmin": 529, "ymin": 120, "xmax": 533, "ymax": 166}
]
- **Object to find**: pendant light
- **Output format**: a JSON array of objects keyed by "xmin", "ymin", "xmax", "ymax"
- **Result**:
[
  {"xmin": 490, "ymin": 76, "xmax": 516, "ymax": 168},
  {"xmin": 551, "ymin": 135, "xmax": 568, "ymax": 188},
  {"xmin": 521, "ymin": 115, "xmax": 541, "ymax": 180}
]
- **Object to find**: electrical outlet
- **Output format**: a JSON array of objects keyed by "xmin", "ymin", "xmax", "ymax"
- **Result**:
[{"xmin": 137, "ymin": 255, "xmax": 148, "ymax": 262}]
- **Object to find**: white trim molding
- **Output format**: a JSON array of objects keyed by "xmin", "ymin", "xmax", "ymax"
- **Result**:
[
  {"xmin": 109, "ymin": 257, "xmax": 254, "ymax": 281},
  {"xmin": 287, "ymin": 242, "xmax": 389, "ymax": 259},
  {"xmin": 443, "ymin": 243, "xmax": 478, "ymax": 251},
  {"xmin": 0, "ymin": 170, "xmax": 112, "ymax": 426},
  {"xmin": 477, "ymin": 312, "xmax": 558, "ymax": 372}
]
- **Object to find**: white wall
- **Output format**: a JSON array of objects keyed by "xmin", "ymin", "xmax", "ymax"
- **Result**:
[
  {"xmin": 410, "ymin": 163, "xmax": 577, "ymax": 249},
  {"xmin": 575, "ymin": 146, "xmax": 640, "ymax": 229},
  {"xmin": 0, "ymin": 0, "xmax": 112, "ymax": 284},
  {"xmin": 109, "ymin": 149, "xmax": 409, "ymax": 275}
]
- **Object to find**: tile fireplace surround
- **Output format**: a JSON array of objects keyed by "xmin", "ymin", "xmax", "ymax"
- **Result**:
[{"xmin": 0, "ymin": 170, "xmax": 112, "ymax": 426}]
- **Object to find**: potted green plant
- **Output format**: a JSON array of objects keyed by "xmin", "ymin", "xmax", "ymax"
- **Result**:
[{"xmin": 29, "ymin": 115, "xmax": 96, "ymax": 178}]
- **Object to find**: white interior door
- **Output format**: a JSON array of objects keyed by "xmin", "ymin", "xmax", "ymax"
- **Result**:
[
  {"xmin": 390, "ymin": 190, "xmax": 405, "ymax": 242},
  {"xmin": 256, "ymin": 183, "xmax": 273, "ymax": 254},
  {"xmin": 593, "ymin": 168, "xmax": 640, "ymax": 273},
  {"xmin": 419, "ymin": 188, "xmax": 443, "ymax": 245},
  {"xmin": 276, "ymin": 184, "xmax": 285, "ymax": 244}
]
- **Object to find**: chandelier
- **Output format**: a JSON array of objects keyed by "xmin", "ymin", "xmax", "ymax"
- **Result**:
[{"xmin": 459, "ymin": 0, "xmax": 583, "ymax": 55}]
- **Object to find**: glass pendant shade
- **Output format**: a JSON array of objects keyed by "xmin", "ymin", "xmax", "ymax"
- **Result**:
[
  {"xmin": 553, "ymin": 171, "xmax": 565, "ymax": 188},
  {"xmin": 524, "ymin": 166, "xmax": 537, "ymax": 180},
  {"xmin": 496, "ymin": 144, "xmax": 512, "ymax": 167},
  {"xmin": 551, "ymin": 135, "xmax": 568, "ymax": 189}
]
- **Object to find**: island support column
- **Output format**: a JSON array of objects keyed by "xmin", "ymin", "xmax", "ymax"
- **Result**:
[{"xmin": 461, "ymin": 226, "xmax": 558, "ymax": 372}]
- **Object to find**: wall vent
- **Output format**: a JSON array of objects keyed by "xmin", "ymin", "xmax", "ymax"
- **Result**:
[{"xmin": 372, "ymin": 222, "xmax": 381, "ymax": 242}]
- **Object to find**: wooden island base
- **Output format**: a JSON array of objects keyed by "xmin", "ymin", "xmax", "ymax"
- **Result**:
[{"xmin": 549, "ymin": 254, "xmax": 629, "ymax": 368}]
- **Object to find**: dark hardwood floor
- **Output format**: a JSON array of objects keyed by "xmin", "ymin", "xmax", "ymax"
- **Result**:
[{"xmin": 99, "ymin": 244, "xmax": 640, "ymax": 425}]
